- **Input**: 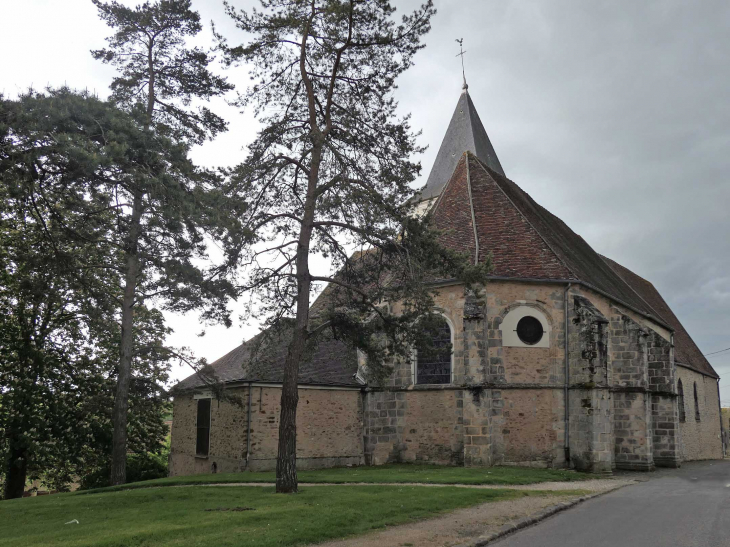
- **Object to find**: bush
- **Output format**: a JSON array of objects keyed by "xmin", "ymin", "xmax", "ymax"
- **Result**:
[{"xmin": 80, "ymin": 452, "xmax": 168, "ymax": 490}]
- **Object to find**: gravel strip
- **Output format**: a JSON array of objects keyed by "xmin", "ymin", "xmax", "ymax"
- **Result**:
[
  {"xmin": 313, "ymin": 479, "xmax": 635, "ymax": 547},
  {"xmin": 171, "ymin": 479, "xmax": 622, "ymax": 492}
]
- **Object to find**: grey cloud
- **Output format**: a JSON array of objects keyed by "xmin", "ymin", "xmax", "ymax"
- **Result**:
[{"xmin": 3, "ymin": 0, "xmax": 729, "ymax": 391}]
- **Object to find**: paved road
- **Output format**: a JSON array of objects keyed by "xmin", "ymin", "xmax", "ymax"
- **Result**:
[{"xmin": 493, "ymin": 460, "xmax": 730, "ymax": 547}]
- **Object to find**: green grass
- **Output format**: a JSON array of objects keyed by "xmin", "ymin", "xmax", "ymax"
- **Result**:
[
  {"xmin": 0, "ymin": 485, "xmax": 585, "ymax": 547},
  {"xmin": 83, "ymin": 464, "xmax": 593, "ymax": 494}
]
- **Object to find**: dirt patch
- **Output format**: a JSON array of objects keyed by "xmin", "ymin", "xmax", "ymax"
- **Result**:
[
  {"xmin": 203, "ymin": 506, "xmax": 255, "ymax": 512},
  {"xmin": 315, "ymin": 479, "xmax": 634, "ymax": 547}
]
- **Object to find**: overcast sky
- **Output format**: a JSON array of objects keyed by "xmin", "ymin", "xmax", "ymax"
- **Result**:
[{"xmin": 3, "ymin": 0, "xmax": 730, "ymax": 403}]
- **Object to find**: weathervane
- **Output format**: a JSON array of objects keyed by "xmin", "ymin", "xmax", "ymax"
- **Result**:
[{"xmin": 456, "ymin": 38, "xmax": 468, "ymax": 90}]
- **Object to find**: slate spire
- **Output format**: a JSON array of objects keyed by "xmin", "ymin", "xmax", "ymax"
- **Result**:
[{"xmin": 419, "ymin": 90, "xmax": 505, "ymax": 201}]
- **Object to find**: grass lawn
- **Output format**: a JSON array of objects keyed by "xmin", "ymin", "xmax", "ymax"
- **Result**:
[
  {"xmin": 85, "ymin": 464, "xmax": 592, "ymax": 494},
  {"xmin": 0, "ymin": 485, "xmax": 585, "ymax": 547}
]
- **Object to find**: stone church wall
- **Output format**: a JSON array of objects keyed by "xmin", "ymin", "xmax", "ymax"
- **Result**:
[
  {"xmin": 170, "ymin": 391, "xmax": 248, "ymax": 476},
  {"xmin": 677, "ymin": 367, "xmax": 723, "ymax": 461},
  {"xmin": 171, "ymin": 279, "xmax": 722, "ymax": 479},
  {"xmin": 363, "ymin": 389, "xmax": 463, "ymax": 465},
  {"xmin": 170, "ymin": 386, "xmax": 363, "ymax": 476},
  {"xmin": 500, "ymin": 388, "xmax": 563, "ymax": 466}
]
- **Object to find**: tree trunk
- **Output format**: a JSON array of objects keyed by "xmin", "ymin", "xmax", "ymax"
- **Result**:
[
  {"xmin": 110, "ymin": 191, "xmax": 144, "ymax": 486},
  {"xmin": 275, "ymin": 134, "xmax": 323, "ymax": 492},
  {"xmin": 3, "ymin": 448, "xmax": 28, "ymax": 500},
  {"xmin": 276, "ymin": 328, "xmax": 304, "ymax": 493}
]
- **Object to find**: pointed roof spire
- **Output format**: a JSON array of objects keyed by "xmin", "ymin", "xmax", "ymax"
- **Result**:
[{"xmin": 419, "ymin": 90, "xmax": 505, "ymax": 201}]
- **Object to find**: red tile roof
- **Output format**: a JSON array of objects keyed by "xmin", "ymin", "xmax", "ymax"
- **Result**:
[{"xmin": 432, "ymin": 153, "xmax": 667, "ymax": 322}]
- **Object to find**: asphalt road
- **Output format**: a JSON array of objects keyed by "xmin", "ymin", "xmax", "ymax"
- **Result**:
[{"xmin": 493, "ymin": 460, "xmax": 730, "ymax": 547}]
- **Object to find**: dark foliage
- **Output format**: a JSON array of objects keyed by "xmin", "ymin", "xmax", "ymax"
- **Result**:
[{"xmin": 0, "ymin": 90, "xmax": 169, "ymax": 498}]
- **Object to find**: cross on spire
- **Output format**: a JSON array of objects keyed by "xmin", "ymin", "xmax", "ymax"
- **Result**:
[{"xmin": 456, "ymin": 38, "xmax": 468, "ymax": 90}]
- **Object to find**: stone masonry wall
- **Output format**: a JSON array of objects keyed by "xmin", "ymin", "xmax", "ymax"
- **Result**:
[
  {"xmin": 608, "ymin": 306, "xmax": 654, "ymax": 471},
  {"xmin": 170, "ymin": 393, "xmax": 247, "ymax": 476},
  {"xmin": 364, "ymin": 389, "xmax": 463, "ymax": 465},
  {"xmin": 501, "ymin": 389, "xmax": 563, "ymax": 466},
  {"xmin": 483, "ymin": 281, "xmax": 568, "ymax": 468},
  {"xmin": 647, "ymin": 331, "xmax": 680, "ymax": 467},
  {"xmin": 170, "ymin": 386, "xmax": 363, "ymax": 476},
  {"xmin": 677, "ymin": 367, "xmax": 723, "ymax": 461},
  {"xmin": 613, "ymin": 392, "xmax": 653, "ymax": 471},
  {"xmin": 568, "ymin": 293, "xmax": 613, "ymax": 473}
]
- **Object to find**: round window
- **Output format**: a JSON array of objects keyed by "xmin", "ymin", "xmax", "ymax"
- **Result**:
[{"xmin": 516, "ymin": 316, "xmax": 544, "ymax": 345}]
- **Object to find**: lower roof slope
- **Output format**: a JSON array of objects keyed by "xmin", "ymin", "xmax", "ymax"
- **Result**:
[
  {"xmin": 175, "ymin": 327, "xmax": 360, "ymax": 391},
  {"xmin": 601, "ymin": 256, "xmax": 719, "ymax": 379}
]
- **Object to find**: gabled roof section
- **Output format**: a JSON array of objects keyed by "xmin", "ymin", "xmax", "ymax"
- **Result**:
[
  {"xmin": 419, "ymin": 90, "xmax": 505, "ymax": 202},
  {"xmin": 431, "ymin": 152, "xmax": 668, "ymax": 322},
  {"xmin": 601, "ymin": 256, "xmax": 719, "ymax": 379},
  {"xmin": 467, "ymin": 155, "xmax": 574, "ymax": 279},
  {"xmin": 430, "ymin": 154, "xmax": 478, "ymax": 263}
]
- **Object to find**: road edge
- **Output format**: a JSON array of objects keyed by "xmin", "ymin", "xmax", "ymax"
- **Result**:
[{"xmin": 453, "ymin": 482, "xmax": 633, "ymax": 547}]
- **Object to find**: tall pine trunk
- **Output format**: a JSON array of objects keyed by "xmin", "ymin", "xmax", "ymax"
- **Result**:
[
  {"xmin": 110, "ymin": 45, "xmax": 154, "ymax": 486},
  {"xmin": 275, "ymin": 323, "xmax": 304, "ymax": 493},
  {"xmin": 110, "ymin": 191, "xmax": 144, "ymax": 485},
  {"xmin": 275, "ymin": 142, "xmax": 322, "ymax": 493}
]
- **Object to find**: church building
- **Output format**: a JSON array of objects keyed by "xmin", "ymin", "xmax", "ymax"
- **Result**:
[{"xmin": 170, "ymin": 87, "xmax": 723, "ymax": 476}]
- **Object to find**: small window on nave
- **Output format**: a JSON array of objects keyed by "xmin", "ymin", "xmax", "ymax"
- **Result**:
[
  {"xmin": 694, "ymin": 382, "xmax": 701, "ymax": 422},
  {"xmin": 677, "ymin": 379, "xmax": 686, "ymax": 423},
  {"xmin": 415, "ymin": 316, "xmax": 452, "ymax": 385}
]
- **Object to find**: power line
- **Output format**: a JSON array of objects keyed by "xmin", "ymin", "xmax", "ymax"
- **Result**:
[{"xmin": 704, "ymin": 347, "xmax": 730, "ymax": 357}]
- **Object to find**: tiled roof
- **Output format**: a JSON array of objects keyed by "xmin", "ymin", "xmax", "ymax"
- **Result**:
[
  {"xmin": 175, "ymin": 327, "xmax": 360, "ymax": 391},
  {"xmin": 601, "ymin": 256, "xmax": 719, "ymax": 378},
  {"xmin": 432, "ymin": 153, "xmax": 665, "ymax": 321}
]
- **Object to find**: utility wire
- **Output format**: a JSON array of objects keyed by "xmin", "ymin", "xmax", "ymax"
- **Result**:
[{"xmin": 704, "ymin": 347, "xmax": 730, "ymax": 357}]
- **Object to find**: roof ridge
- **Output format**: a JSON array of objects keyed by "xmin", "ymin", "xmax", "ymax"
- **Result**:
[
  {"xmin": 429, "ymin": 152, "xmax": 466, "ymax": 216},
  {"xmin": 468, "ymin": 153, "xmax": 577, "ymax": 279}
]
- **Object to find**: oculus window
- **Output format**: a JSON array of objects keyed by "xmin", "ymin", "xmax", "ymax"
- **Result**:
[
  {"xmin": 416, "ymin": 316, "xmax": 452, "ymax": 385},
  {"xmin": 500, "ymin": 306, "xmax": 550, "ymax": 348},
  {"xmin": 196, "ymin": 398, "xmax": 211, "ymax": 457},
  {"xmin": 516, "ymin": 316, "xmax": 544, "ymax": 345}
]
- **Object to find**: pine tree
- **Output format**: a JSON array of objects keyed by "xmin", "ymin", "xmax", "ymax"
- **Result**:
[
  {"xmin": 218, "ymin": 0, "xmax": 489, "ymax": 493},
  {"xmin": 0, "ymin": 90, "xmax": 169, "ymax": 498},
  {"xmin": 92, "ymin": 0, "xmax": 240, "ymax": 485}
]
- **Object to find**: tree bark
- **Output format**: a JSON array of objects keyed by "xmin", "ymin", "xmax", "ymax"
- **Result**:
[
  {"xmin": 3, "ymin": 447, "xmax": 28, "ymax": 499},
  {"xmin": 275, "ymin": 132, "xmax": 323, "ymax": 492},
  {"xmin": 110, "ymin": 191, "xmax": 144, "ymax": 486}
]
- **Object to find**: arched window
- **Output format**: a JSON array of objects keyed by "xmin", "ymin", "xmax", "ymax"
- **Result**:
[
  {"xmin": 415, "ymin": 316, "xmax": 452, "ymax": 385},
  {"xmin": 694, "ymin": 382, "xmax": 701, "ymax": 421},
  {"xmin": 677, "ymin": 379, "xmax": 685, "ymax": 423}
]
